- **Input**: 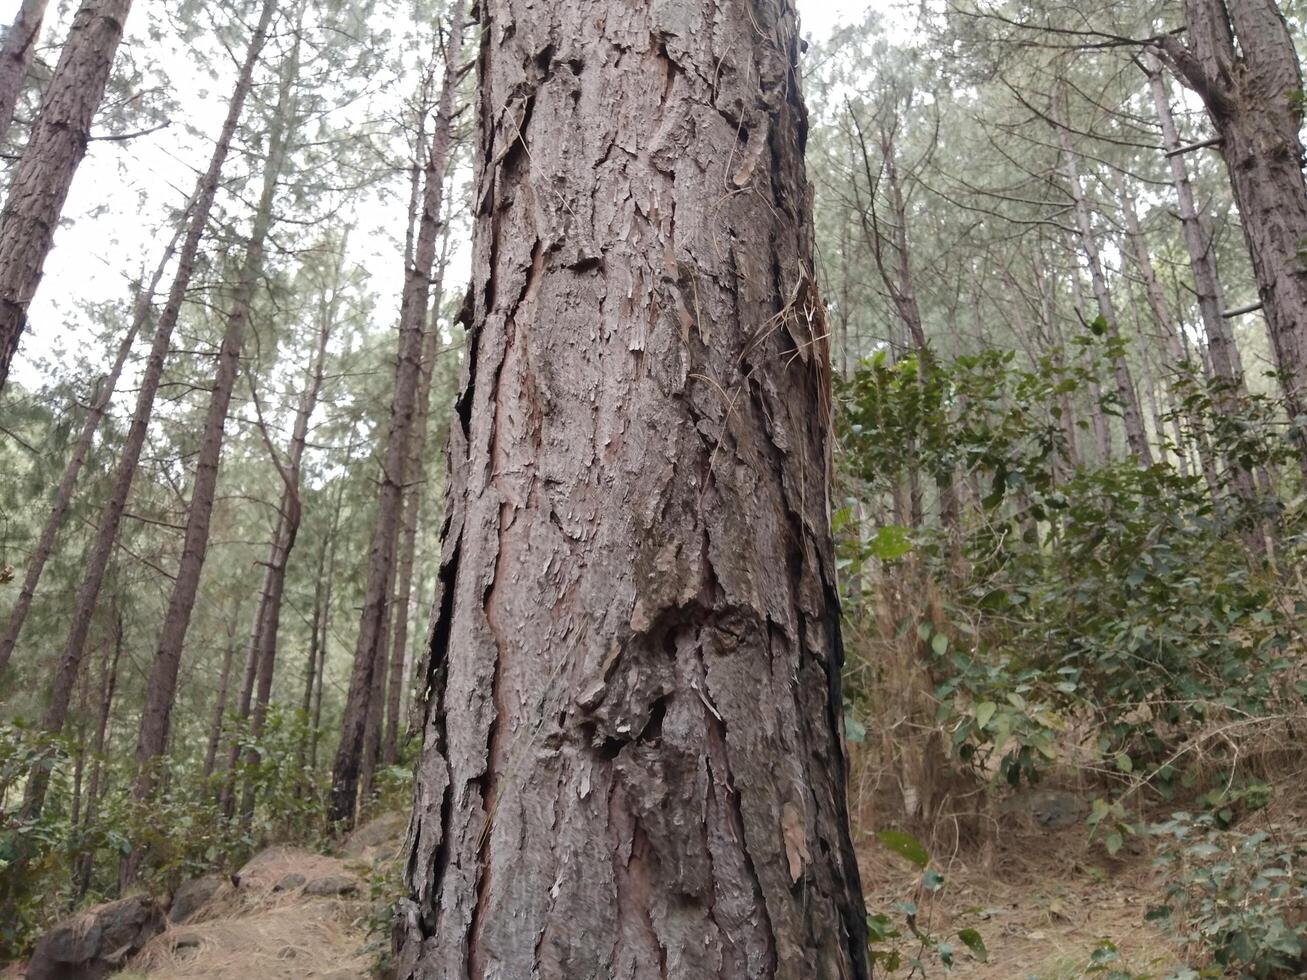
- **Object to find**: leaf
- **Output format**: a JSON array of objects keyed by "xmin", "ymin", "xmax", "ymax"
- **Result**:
[
  {"xmin": 957, "ymin": 928, "xmax": 988, "ymax": 962},
  {"xmin": 975, "ymin": 701, "xmax": 997, "ymax": 729},
  {"xmin": 931, "ymin": 633, "xmax": 949, "ymax": 656},
  {"xmin": 875, "ymin": 830, "xmax": 930, "ymax": 868},
  {"xmin": 868, "ymin": 525, "xmax": 913, "ymax": 561},
  {"xmin": 1105, "ymin": 832, "xmax": 1124, "ymax": 855},
  {"xmin": 1114, "ymin": 752, "xmax": 1133, "ymax": 774}
]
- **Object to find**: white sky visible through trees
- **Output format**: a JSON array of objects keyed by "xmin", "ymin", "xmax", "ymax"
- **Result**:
[{"xmin": 2, "ymin": 0, "xmax": 874, "ymax": 392}]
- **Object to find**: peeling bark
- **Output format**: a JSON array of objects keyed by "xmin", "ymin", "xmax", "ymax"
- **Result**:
[{"xmin": 397, "ymin": 2, "xmax": 868, "ymax": 977}]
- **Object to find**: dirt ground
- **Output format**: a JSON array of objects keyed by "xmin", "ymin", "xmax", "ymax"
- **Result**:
[{"xmin": 856, "ymin": 815, "xmax": 1184, "ymax": 980}]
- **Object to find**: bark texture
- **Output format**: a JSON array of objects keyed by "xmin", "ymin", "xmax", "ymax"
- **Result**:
[
  {"xmin": 396, "ymin": 2, "xmax": 868, "ymax": 977},
  {"xmin": 0, "ymin": 0, "xmax": 50, "ymax": 141},
  {"xmin": 1157, "ymin": 0, "xmax": 1307, "ymax": 467},
  {"xmin": 0, "ymin": 0, "xmax": 132, "ymax": 392}
]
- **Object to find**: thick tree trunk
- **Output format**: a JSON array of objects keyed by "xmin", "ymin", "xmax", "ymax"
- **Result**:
[
  {"xmin": 0, "ymin": 0, "xmax": 50, "ymax": 142},
  {"xmin": 328, "ymin": 0, "xmax": 465, "ymax": 829},
  {"xmin": 131, "ymin": 20, "xmax": 298, "ymax": 813},
  {"xmin": 22, "ymin": 0, "xmax": 276, "ymax": 819},
  {"xmin": 0, "ymin": 0, "xmax": 132, "ymax": 392},
  {"xmin": 1158, "ymin": 0, "xmax": 1307, "ymax": 470},
  {"xmin": 395, "ymin": 2, "xmax": 868, "ymax": 977},
  {"xmin": 0, "ymin": 210, "xmax": 188, "ymax": 675},
  {"xmin": 1057, "ymin": 126, "xmax": 1153, "ymax": 465}
]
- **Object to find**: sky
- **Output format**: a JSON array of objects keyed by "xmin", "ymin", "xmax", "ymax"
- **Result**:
[{"xmin": 2, "ymin": 0, "xmax": 878, "ymax": 394}]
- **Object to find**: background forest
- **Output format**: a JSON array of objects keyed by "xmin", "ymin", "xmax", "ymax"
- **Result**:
[{"xmin": 1, "ymin": 0, "xmax": 1306, "ymax": 977}]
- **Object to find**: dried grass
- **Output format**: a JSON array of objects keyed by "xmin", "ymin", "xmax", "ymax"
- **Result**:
[{"xmin": 127, "ymin": 846, "xmax": 373, "ymax": 980}]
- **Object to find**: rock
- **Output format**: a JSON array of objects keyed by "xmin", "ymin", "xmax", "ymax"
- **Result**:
[
  {"xmin": 26, "ymin": 894, "xmax": 165, "ymax": 980},
  {"xmin": 1025, "ymin": 789, "xmax": 1087, "ymax": 830},
  {"xmin": 342, "ymin": 812, "xmax": 408, "ymax": 858},
  {"xmin": 172, "ymin": 933, "xmax": 203, "ymax": 955},
  {"xmin": 169, "ymin": 875, "xmax": 223, "ymax": 923},
  {"xmin": 302, "ymin": 874, "xmax": 360, "ymax": 897},
  {"xmin": 273, "ymin": 872, "xmax": 307, "ymax": 892}
]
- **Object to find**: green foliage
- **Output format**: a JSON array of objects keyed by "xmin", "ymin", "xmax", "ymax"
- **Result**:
[
  {"xmin": 867, "ymin": 830, "xmax": 987, "ymax": 976},
  {"xmin": 0, "ymin": 711, "xmax": 327, "ymax": 959},
  {"xmin": 1151, "ymin": 812, "xmax": 1307, "ymax": 978},
  {"xmin": 837, "ymin": 349, "xmax": 1298, "ymax": 794}
]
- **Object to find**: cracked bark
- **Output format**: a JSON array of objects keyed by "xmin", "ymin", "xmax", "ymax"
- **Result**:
[
  {"xmin": 396, "ymin": 2, "xmax": 868, "ymax": 977},
  {"xmin": 0, "ymin": 0, "xmax": 132, "ymax": 392}
]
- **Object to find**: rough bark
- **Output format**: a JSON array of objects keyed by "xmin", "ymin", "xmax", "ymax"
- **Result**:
[
  {"xmin": 328, "ymin": 0, "xmax": 465, "ymax": 829},
  {"xmin": 0, "ymin": 0, "xmax": 50, "ymax": 142},
  {"xmin": 1156, "ymin": 0, "xmax": 1307, "ymax": 469},
  {"xmin": 0, "ymin": 209, "xmax": 188, "ymax": 675},
  {"xmin": 22, "ymin": 0, "xmax": 276, "ymax": 819},
  {"xmin": 0, "ymin": 0, "xmax": 132, "ymax": 392},
  {"xmin": 395, "ymin": 2, "xmax": 868, "ymax": 977},
  {"xmin": 1057, "ymin": 126, "xmax": 1153, "ymax": 465},
  {"xmin": 131, "ymin": 16, "xmax": 298, "ymax": 808}
]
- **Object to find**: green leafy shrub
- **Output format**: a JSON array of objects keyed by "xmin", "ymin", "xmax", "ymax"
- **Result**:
[{"xmin": 1150, "ymin": 812, "xmax": 1307, "ymax": 978}]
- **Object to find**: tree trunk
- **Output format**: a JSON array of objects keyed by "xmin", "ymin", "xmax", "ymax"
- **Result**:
[
  {"xmin": 1114, "ymin": 174, "xmax": 1225, "ymax": 498},
  {"xmin": 203, "ymin": 609, "xmax": 242, "ymax": 780},
  {"xmin": 74, "ymin": 606, "xmax": 123, "ymax": 902},
  {"xmin": 0, "ymin": 207, "xmax": 189, "ymax": 675},
  {"xmin": 1057, "ymin": 125, "xmax": 1153, "ymax": 465},
  {"xmin": 384, "ymin": 231, "xmax": 452, "ymax": 766},
  {"xmin": 22, "ymin": 0, "xmax": 276, "ymax": 819},
  {"xmin": 130, "ymin": 14, "xmax": 298, "ymax": 813},
  {"xmin": 0, "ymin": 0, "xmax": 132, "ymax": 392},
  {"xmin": 1157, "ymin": 0, "xmax": 1307, "ymax": 471},
  {"xmin": 328, "ymin": 0, "xmax": 465, "ymax": 829},
  {"xmin": 0, "ymin": 0, "xmax": 50, "ymax": 142},
  {"xmin": 237, "ymin": 229, "xmax": 333, "ymax": 826},
  {"xmin": 395, "ymin": 2, "xmax": 868, "ymax": 976}
]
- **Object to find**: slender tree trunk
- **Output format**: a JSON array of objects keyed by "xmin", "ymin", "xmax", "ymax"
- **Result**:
[
  {"xmin": 0, "ymin": 209, "xmax": 189, "ymax": 675},
  {"xmin": 395, "ymin": 2, "xmax": 868, "ymax": 975},
  {"xmin": 383, "ymin": 238, "xmax": 452, "ymax": 766},
  {"xmin": 0, "ymin": 0, "xmax": 133, "ymax": 391},
  {"xmin": 22, "ymin": 0, "xmax": 276, "ymax": 819},
  {"xmin": 328, "ymin": 0, "xmax": 465, "ymax": 829},
  {"xmin": 1057, "ymin": 126, "xmax": 1153, "ymax": 465},
  {"xmin": 0, "ymin": 0, "xmax": 50, "ymax": 142},
  {"xmin": 1158, "ymin": 0, "xmax": 1307, "ymax": 471},
  {"xmin": 1114, "ymin": 175, "xmax": 1226, "ymax": 499},
  {"xmin": 203, "ymin": 610, "xmax": 242, "ymax": 779},
  {"xmin": 310, "ymin": 439, "xmax": 352, "ymax": 775},
  {"xmin": 130, "ymin": 17, "xmax": 298, "ymax": 816},
  {"xmin": 237, "ymin": 227, "xmax": 334, "ymax": 825},
  {"xmin": 72, "ymin": 606, "xmax": 122, "ymax": 901}
]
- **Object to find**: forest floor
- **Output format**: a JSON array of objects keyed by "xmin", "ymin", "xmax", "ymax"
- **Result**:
[
  {"xmin": 858, "ymin": 815, "xmax": 1182, "ymax": 979},
  {"xmin": 102, "ymin": 776, "xmax": 1307, "ymax": 979}
]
